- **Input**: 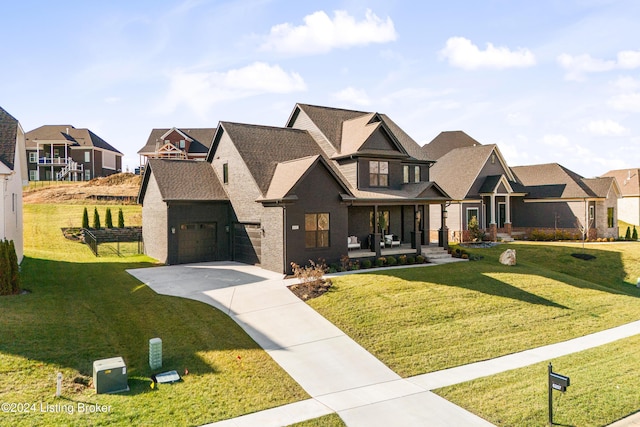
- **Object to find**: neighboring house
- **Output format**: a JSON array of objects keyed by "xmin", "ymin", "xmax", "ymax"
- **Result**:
[
  {"xmin": 0, "ymin": 107, "xmax": 27, "ymax": 263},
  {"xmin": 25, "ymin": 125, "xmax": 122, "ymax": 181},
  {"xmin": 602, "ymin": 168, "xmax": 640, "ymax": 227},
  {"xmin": 139, "ymin": 103, "xmax": 451, "ymax": 273},
  {"xmin": 510, "ymin": 164, "xmax": 620, "ymax": 239},
  {"xmin": 426, "ymin": 131, "xmax": 620, "ymax": 241},
  {"xmin": 137, "ymin": 127, "xmax": 216, "ymax": 168}
]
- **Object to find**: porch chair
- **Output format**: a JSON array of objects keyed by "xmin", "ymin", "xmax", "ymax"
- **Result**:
[
  {"xmin": 347, "ymin": 235, "xmax": 361, "ymax": 250},
  {"xmin": 384, "ymin": 234, "xmax": 401, "ymax": 248}
]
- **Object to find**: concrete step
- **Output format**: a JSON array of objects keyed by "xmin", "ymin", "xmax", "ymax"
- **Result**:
[
  {"xmin": 422, "ymin": 247, "xmax": 453, "ymax": 261},
  {"xmin": 496, "ymin": 233, "xmax": 514, "ymax": 242}
]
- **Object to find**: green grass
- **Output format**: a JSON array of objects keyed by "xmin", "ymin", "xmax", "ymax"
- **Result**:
[
  {"xmin": 435, "ymin": 333, "xmax": 640, "ymax": 426},
  {"xmin": 0, "ymin": 204, "xmax": 308, "ymax": 426},
  {"xmin": 287, "ymin": 414, "xmax": 346, "ymax": 427},
  {"xmin": 309, "ymin": 241, "xmax": 640, "ymax": 377}
]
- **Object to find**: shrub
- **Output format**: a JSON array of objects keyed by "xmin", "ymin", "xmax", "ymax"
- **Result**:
[
  {"xmin": 633, "ymin": 226, "xmax": 638, "ymax": 240},
  {"xmin": 118, "ymin": 208, "xmax": 125, "ymax": 228},
  {"xmin": 351, "ymin": 260, "xmax": 360, "ymax": 270},
  {"xmin": 467, "ymin": 215, "xmax": 485, "ymax": 242},
  {"xmin": 340, "ymin": 254, "xmax": 351, "ymax": 271},
  {"xmin": 290, "ymin": 259, "xmax": 327, "ymax": 284},
  {"xmin": 105, "ymin": 208, "xmax": 113, "ymax": 228},
  {"xmin": 398, "ymin": 255, "xmax": 407, "ymax": 265},
  {"xmin": 92, "ymin": 208, "xmax": 101, "ymax": 229},
  {"xmin": 461, "ymin": 253, "xmax": 469, "ymax": 259},
  {"xmin": 375, "ymin": 257, "xmax": 386, "ymax": 267},
  {"xmin": 625, "ymin": 226, "xmax": 631, "ymax": 240},
  {"xmin": 416, "ymin": 255, "xmax": 426, "ymax": 263},
  {"xmin": 386, "ymin": 255, "xmax": 397, "ymax": 266},
  {"xmin": 406, "ymin": 256, "xmax": 415, "ymax": 264},
  {"xmin": 82, "ymin": 207, "xmax": 89, "ymax": 229},
  {"xmin": 361, "ymin": 259, "xmax": 372, "ymax": 269},
  {"xmin": 0, "ymin": 239, "xmax": 20, "ymax": 295}
]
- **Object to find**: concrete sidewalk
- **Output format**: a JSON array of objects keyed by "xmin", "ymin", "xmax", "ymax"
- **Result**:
[{"xmin": 128, "ymin": 261, "xmax": 640, "ymax": 427}]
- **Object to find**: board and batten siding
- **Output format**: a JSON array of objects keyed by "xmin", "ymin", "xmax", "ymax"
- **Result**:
[{"xmin": 141, "ymin": 173, "xmax": 169, "ymax": 263}]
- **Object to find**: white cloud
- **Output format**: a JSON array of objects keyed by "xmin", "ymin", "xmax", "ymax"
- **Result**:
[
  {"xmin": 439, "ymin": 37, "xmax": 536, "ymax": 70},
  {"xmin": 558, "ymin": 50, "xmax": 640, "ymax": 81},
  {"xmin": 161, "ymin": 62, "xmax": 306, "ymax": 116},
  {"xmin": 261, "ymin": 9, "xmax": 397, "ymax": 55},
  {"xmin": 506, "ymin": 112, "xmax": 531, "ymax": 126},
  {"xmin": 584, "ymin": 119, "xmax": 628, "ymax": 136},
  {"xmin": 331, "ymin": 87, "xmax": 371, "ymax": 106},
  {"xmin": 542, "ymin": 134, "xmax": 570, "ymax": 148},
  {"xmin": 611, "ymin": 76, "xmax": 640, "ymax": 91},
  {"xmin": 104, "ymin": 96, "xmax": 121, "ymax": 104},
  {"xmin": 608, "ymin": 92, "xmax": 640, "ymax": 112}
]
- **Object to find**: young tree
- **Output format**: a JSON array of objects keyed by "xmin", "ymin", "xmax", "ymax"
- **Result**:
[
  {"xmin": 625, "ymin": 226, "xmax": 631, "ymax": 240},
  {"xmin": 117, "ymin": 208, "xmax": 125, "ymax": 228},
  {"xmin": 105, "ymin": 208, "xmax": 113, "ymax": 228},
  {"xmin": 82, "ymin": 207, "xmax": 89, "ymax": 229},
  {"xmin": 0, "ymin": 241, "xmax": 8, "ymax": 295},
  {"xmin": 633, "ymin": 226, "xmax": 638, "ymax": 241},
  {"xmin": 93, "ymin": 207, "xmax": 101, "ymax": 229}
]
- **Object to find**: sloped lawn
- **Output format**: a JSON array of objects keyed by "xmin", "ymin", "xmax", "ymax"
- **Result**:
[
  {"xmin": 308, "ymin": 241, "xmax": 640, "ymax": 377},
  {"xmin": 0, "ymin": 204, "xmax": 308, "ymax": 426}
]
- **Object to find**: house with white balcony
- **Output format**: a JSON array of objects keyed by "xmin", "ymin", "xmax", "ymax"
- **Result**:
[{"xmin": 25, "ymin": 125, "xmax": 122, "ymax": 181}]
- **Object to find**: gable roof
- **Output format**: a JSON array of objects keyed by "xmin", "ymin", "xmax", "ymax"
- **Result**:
[
  {"xmin": 602, "ymin": 168, "xmax": 640, "ymax": 197},
  {"xmin": 138, "ymin": 128, "xmax": 216, "ymax": 155},
  {"xmin": 510, "ymin": 163, "xmax": 600, "ymax": 199},
  {"xmin": 261, "ymin": 155, "xmax": 352, "ymax": 201},
  {"xmin": 289, "ymin": 103, "xmax": 432, "ymax": 162},
  {"xmin": 0, "ymin": 106, "xmax": 19, "ymax": 171},
  {"xmin": 429, "ymin": 144, "xmax": 514, "ymax": 200},
  {"xmin": 582, "ymin": 176, "xmax": 620, "ymax": 198},
  {"xmin": 138, "ymin": 159, "xmax": 227, "ymax": 203},
  {"xmin": 25, "ymin": 125, "xmax": 122, "ymax": 154},
  {"xmin": 211, "ymin": 122, "xmax": 328, "ymax": 196},
  {"xmin": 422, "ymin": 130, "xmax": 482, "ymax": 160}
]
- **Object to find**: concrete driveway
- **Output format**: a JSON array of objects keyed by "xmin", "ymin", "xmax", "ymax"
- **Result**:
[{"xmin": 127, "ymin": 261, "xmax": 494, "ymax": 427}]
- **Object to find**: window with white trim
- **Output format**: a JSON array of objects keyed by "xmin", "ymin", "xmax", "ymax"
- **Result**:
[{"xmin": 28, "ymin": 152, "xmax": 37, "ymax": 163}]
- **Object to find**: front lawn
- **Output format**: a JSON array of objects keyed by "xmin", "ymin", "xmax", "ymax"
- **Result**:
[
  {"xmin": 308, "ymin": 242, "xmax": 640, "ymax": 377},
  {"xmin": 0, "ymin": 204, "xmax": 307, "ymax": 426},
  {"xmin": 436, "ymin": 333, "xmax": 640, "ymax": 426}
]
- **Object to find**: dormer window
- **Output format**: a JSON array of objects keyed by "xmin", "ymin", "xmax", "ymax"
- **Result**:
[{"xmin": 369, "ymin": 161, "xmax": 388, "ymax": 187}]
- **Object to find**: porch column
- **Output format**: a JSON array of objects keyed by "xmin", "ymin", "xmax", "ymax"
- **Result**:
[
  {"xmin": 50, "ymin": 144, "xmax": 54, "ymax": 181},
  {"xmin": 489, "ymin": 193, "xmax": 497, "ymax": 241},
  {"xmin": 505, "ymin": 195, "xmax": 512, "ymax": 235},
  {"xmin": 373, "ymin": 205, "xmax": 381, "ymax": 258},
  {"xmin": 414, "ymin": 205, "xmax": 422, "ymax": 255},
  {"xmin": 438, "ymin": 203, "xmax": 449, "ymax": 250}
]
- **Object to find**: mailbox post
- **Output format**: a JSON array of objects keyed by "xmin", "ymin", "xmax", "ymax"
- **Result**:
[{"xmin": 548, "ymin": 363, "xmax": 570, "ymax": 426}]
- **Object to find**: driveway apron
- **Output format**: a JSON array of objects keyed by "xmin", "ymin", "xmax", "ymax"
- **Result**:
[{"xmin": 128, "ymin": 261, "xmax": 494, "ymax": 426}]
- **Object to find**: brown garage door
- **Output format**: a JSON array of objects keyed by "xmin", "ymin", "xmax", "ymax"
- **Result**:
[
  {"xmin": 233, "ymin": 223, "xmax": 261, "ymax": 265},
  {"xmin": 178, "ymin": 222, "xmax": 217, "ymax": 264}
]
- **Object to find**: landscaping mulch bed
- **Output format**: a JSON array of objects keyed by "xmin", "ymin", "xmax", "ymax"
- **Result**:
[
  {"xmin": 571, "ymin": 253, "xmax": 597, "ymax": 261},
  {"xmin": 287, "ymin": 279, "xmax": 332, "ymax": 301}
]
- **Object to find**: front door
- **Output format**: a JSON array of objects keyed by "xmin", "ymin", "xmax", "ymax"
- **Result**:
[{"xmin": 498, "ymin": 203, "xmax": 506, "ymax": 228}]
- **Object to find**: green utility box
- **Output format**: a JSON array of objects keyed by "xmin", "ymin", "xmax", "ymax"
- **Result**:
[{"xmin": 93, "ymin": 357, "xmax": 129, "ymax": 394}]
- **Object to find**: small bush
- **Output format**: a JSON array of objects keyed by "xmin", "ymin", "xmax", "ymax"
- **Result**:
[
  {"xmin": 361, "ymin": 259, "xmax": 372, "ymax": 269},
  {"xmin": 406, "ymin": 256, "xmax": 415, "ymax": 264},
  {"xmin": 461, "ymin": 253, "xmax": 469, "ymax": 259},
  {"xmin": 398, "ymin": 255, "xmax": 407, "ymax": 265},
  {"xmin": 340, "ymin": 254, "xmax": 351, "ymax": 271},
  {"xmin": 625, "ymin": 226, "xmax": 631, "ymax": 240},
  {"xmin": 105, "ymin": 208, "xmax": 113, "ymax": 228},
  {"xmin": 386, "ymin": 255, "xmax": 397, "ymax": 266},
  {"xmin": 290, "ymin": 259, "xmax": 327, "ymax": 284},
  {"xmin": 92, "ymin": 208, "xmax": 101, "ymax": 230},
  {"xmin": 416, "ymin": 255, "xmax": 426, "ymax": 263},
  {"xmin": 0, "ymin": 239, "xmax": 20, "ymax": 295},
  {"xmin": 633, "ymin": 226, "xmax": 638, "ymax": 240},
  {"xmin": 82, "ymin": 207, "xmax": 89, "ymax": 229},
  {"xmin": 375, "ymin": 257, "xmax": 387, "ymax": 267}
]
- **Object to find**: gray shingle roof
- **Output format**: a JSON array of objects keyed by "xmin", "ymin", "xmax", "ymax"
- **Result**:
[
  {"xmin": 219, "ymin": 121, "xmax": 326, "ymax": 195},
  {"xmin": 429, "ymin": 144, "xmax": 498, "ymax": 200},
  {"xmin": 602, "ymin": 169, "xmax": 639, "ymax": 197},
  {"xmin": 25, "ymin": 125, "xmax": 122, "ymax": 154},
  {"xmin": 422, "ymin": 131, "xmax": 482, "ymax": 160},
  {"xmin": 582, "ymin": 177, "xmax": 616, "ymax": 198},
  {"xmin": 140, "ymin": 159, "xmax": 227, "ymax": 202},
  {"xmin": 0, "ymin": 106, "xmax": 18, "ymax": 170},
  {"xmin": 138, "ymin": 128, "xmax": 216, "ymax": 155},
  {"xmin": 511, "ymin": 163, "xmax": 598, "ymax": 199}
]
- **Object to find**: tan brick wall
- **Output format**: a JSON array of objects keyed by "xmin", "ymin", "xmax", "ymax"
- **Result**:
[{"xmin": 141, "ymin": 174, "xmax": 168, "ymax": 263}]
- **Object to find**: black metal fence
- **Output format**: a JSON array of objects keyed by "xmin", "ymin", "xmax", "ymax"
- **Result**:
[{"xmin": 82, "ymin": 227, "xmax": 143, "ymax": 257}]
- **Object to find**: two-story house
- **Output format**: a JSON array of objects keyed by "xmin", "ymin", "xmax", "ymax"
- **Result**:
[
  {"xmin": 137, "ymin": 127, "xmax": 216, "ymax": 169},
  {"xmin": 138, "ymin": 103, "xmax": 450, "ymax": 273},
  {"xmin": 0, "ymin": 107, "xmax": 27, "ymax": 263},
  {"xmin": 25, "ymin": 125, "xmax": 122, "ymax": 181}
]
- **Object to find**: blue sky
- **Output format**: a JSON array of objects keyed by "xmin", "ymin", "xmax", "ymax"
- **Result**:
[{"xmin": 2, "ymin": 0, "xmax": 639, "ymax": 177}]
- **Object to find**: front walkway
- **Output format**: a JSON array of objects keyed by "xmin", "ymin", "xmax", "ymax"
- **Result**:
[{"xmin": 127, "ymin": 262, "xmax": 640, "ymax": 427}]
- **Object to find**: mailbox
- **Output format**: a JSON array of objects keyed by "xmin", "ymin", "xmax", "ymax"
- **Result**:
[{"xmin": 550, "ymin": 372, "xmax": 570, "ymax": 392}]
